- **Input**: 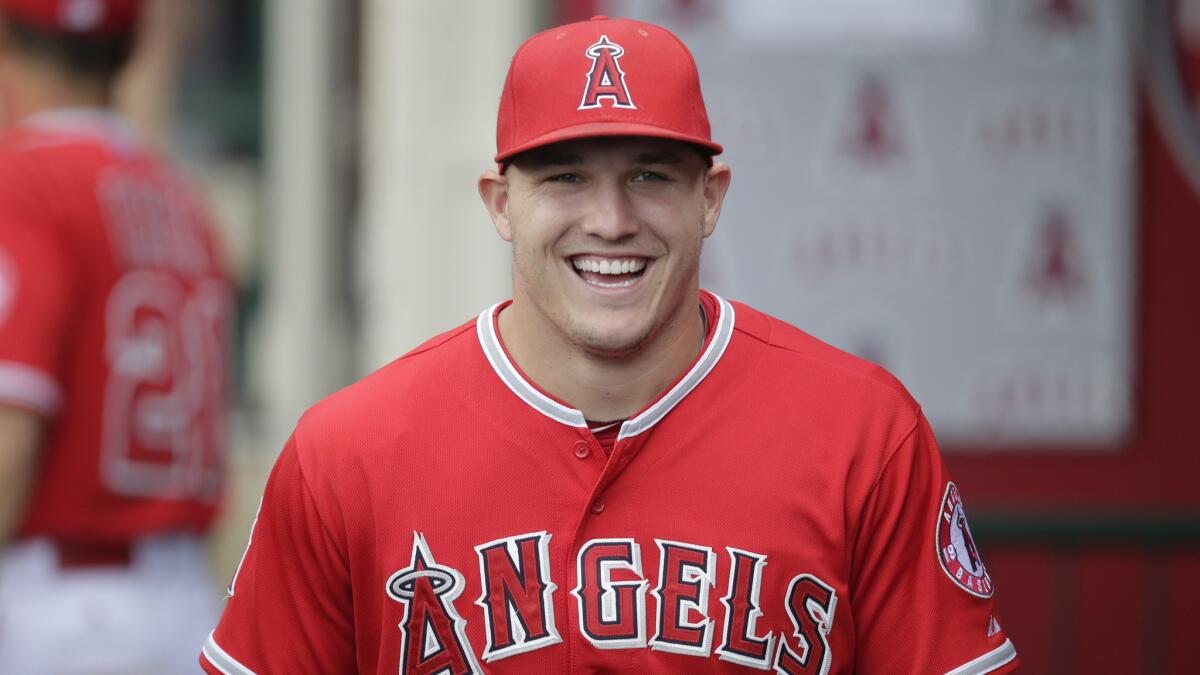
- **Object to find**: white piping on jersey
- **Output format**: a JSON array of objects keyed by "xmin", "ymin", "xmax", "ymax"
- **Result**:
[
  {"xmin": 201, "ymin": 632, "xmax": 258, "ymax": 675},
  {"xmin": 19, "ymin": 107, "xmax": 143, "ymax": 154},
  {"xmin": 943, "ymin": 638, "xmax": 1017, "ymax": 675},
  {"xmin": 477, "ymin": 305, "xmax": 588, "ymax": 428},
  {"xmin": 226, "ymin": 499, "xmax": 263, "ymax": 598},
  {"xmin": 618, "ymin": 296, "xmax": 733, "ymax": 441},
  {"xmin": 0, "ymin": 361, "xmax": 62, "ymax": 417},
  {"xmin": 476, "ymin": 294, "xmax": 735, "ymax": 439}
]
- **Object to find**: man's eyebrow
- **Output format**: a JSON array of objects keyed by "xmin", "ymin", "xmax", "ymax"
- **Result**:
[
  {"xmin": 633, "ymin": 151, "xmax": 685, "ymax": 165},
  {"xmin": 520, "ymin": 152, "xmax": 583, "ymax": 168}
]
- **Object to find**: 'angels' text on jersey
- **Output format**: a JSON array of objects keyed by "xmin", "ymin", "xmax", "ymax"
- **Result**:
[{"xmin": 384, "ymin": 531, "xmax": 835, "ymax": 673}]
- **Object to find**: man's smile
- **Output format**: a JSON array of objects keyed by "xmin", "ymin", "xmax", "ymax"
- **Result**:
[{"xmin": 569, "ymin": 254, "xmax": 650, "ymax": 289}]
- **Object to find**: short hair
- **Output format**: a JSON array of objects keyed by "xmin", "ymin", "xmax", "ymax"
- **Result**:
[
  {"xmin": 503, "ymin": 137, "xmax": 714, "ymax": 175},
  {"xmin": 0, "ymin": 13, "xmax": 134, "ymax": 84}
]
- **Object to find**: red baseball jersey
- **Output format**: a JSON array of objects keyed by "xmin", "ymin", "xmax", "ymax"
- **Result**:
[
  {"xmin": 203, "ymin": 291, "xmax": 1017, "ymax": 674},
  {"xmin": 0, "ymin": 110, "xmax": 230, "ymax": 542}
]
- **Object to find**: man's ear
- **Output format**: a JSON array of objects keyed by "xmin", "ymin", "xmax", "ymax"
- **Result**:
[
  {"xmin": 701, "ymin": 161, "xmax": 732, "ymax": 238},
  {"xmin": 478, "ymin": 169, "xmax": 512, "ymax": 242}
]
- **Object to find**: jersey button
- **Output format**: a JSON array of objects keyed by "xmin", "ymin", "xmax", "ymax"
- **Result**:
[
  {"xmin": 574, "ymin": 441, "xmax": 591, "ymax": 459},
  {"xmin": 591, "ymin": 500, "xmax": 605, "ymax": 515}
]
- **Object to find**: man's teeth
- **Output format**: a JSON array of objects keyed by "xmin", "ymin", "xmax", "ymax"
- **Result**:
[
  {"xmin": 585, "ymin": 276, "xmax": 639, "ymax": 288},
  {"xmin": 572, "ymin": 257, "xmax": 647, "ymax": 275}
]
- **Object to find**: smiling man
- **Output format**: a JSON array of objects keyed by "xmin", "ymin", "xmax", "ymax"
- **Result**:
[{"xmin": 202, "ymin": 16, "xmax": 1018, "ymax": 675}]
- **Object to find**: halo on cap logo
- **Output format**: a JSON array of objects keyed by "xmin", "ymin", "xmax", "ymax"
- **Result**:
[
  {"xmin": 937, "ymin": 482, "xmax": 994, "ymax": 598},
  {"xmin": 579, "ymin": 35, "xmax": 636, "ymax": 110}
]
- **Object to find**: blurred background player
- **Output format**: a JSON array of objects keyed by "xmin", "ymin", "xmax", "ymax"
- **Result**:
[{"xmin": 0, "ymin": 0, "xmax": 233, "ymax": 672}]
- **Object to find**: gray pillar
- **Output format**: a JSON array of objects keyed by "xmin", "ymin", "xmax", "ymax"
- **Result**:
[
  {"xmin": 357, "ymin": 1, "xmax": 536, "ymax": 371},
  {"xmin": 254, "ymin": 0, "xmax": 351, "ymax": 449}
]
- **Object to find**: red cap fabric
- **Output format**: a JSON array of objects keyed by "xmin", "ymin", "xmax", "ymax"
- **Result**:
[
  {"xmin": 0, "ymin": 0, "xmax": 140, "ymax": 36},
  {"xmin": 495, "ymin": 15, "xmax": 723, "ymax": 164}
]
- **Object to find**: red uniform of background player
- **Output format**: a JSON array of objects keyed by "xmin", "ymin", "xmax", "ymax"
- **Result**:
[
  {"xmin": 0, "ymin": 1, "xmax": 232, "ymax": 672},
  {"xmin": 203, "ymin": 15, "xmax": 1018, "ymax": 675}
]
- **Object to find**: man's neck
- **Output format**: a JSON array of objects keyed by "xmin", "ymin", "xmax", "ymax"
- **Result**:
[
  {"xmin": 0, "ymin": 58, "xmax": 109, "ymax": 125},
  {"xmin": 498, "ymin": 298, "xmax": 707, "ymax": 422}
]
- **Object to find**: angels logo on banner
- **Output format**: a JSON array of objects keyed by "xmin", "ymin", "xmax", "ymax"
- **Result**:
[
  {"xmin": 1025, "ymin": 204, "xmax": 1088, "ymax": 303},
  {"xmin": 1029, "ymin": 0, "xmax": 1091, "ymax": 32},
  {"xmin": 997, "ymin": 198, "xmax": 1095, "ymax": 324},
  {"xmin": 812, "ymin": 69, "xmax": 922, "ymax": 194},
  {"xmin": 843, "ymin": 74, "xmax": 904, "ymax": 166},
  {"xmin": 997, "ymin": 0, "xmax": 1101, "ymax": 60}
]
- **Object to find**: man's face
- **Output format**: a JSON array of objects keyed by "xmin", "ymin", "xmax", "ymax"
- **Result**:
[{"xmin": 482, "ymin": 136, "xmax": 730, "ymax": 357}]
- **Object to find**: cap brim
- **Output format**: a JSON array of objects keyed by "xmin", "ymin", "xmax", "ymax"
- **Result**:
[{"xmin": 495, "ymin": 122, "xmax": 723, "ymax": 164}]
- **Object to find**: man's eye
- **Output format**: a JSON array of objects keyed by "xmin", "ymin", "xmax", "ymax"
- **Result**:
[
  {"xmin": 548, "ymin": 173, "xmax": 581, "ymax": 183},
  {"xmin": 632, "ymin": 171, "xmax": 667, "ymax": 182}
]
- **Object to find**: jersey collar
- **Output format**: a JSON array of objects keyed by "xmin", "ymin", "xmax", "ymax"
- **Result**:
[
  {"xmin": 20, "ymin": 107, "xmax": 143, "ymax": 152},
  {"xmin": 476, "ymin": 292, "xmax": 735, "ymax": 440}
]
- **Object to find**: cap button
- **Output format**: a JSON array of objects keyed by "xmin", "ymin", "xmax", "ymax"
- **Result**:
[{"xmin": 590, "ymin": 15, "xmax": 608, "ymax": 21}]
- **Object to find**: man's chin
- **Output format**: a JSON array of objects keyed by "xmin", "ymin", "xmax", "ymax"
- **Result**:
[{"xmin": 569, "ymin": 324, "xmax": 653, "ymax": 359}]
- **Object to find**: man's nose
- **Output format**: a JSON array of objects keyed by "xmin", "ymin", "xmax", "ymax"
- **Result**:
[{"xmin": 579, "ymin": 180, "xmax": 640, "ymax": 240}]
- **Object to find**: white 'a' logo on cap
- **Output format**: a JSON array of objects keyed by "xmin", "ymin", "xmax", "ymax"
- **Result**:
[{"xmin": 579, "ymin": 35, "xmax": 636, "ymax": 110}]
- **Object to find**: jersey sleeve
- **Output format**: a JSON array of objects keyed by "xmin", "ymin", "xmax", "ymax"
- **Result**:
[
  {"xmin": 201, "ymin": 432, "xmax": 355, "ymax": 675},
  {"xmin": 850, "ymin": 412, "xmax": 1019, "ymax": 674},
  {"xmin": 0, "ymin": 215, "xmax": 73, "ymax": 417}
]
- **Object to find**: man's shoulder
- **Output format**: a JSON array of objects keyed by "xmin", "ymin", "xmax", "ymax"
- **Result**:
[
  {"xmin": 728, "ymin": 299, "xmax": 916, "ymax": 412},
  {"xmin": 0, "ymin": 126, "xmax": 39, "ymax": 154},
  {"xmin": 0, "ymin": 125, "xmax": 164, "ymax": 204},
  {"xmin": 0, "ymin": 126, "xmax": 101, "ymax": 164},
  {"xmin": 295, "ymin": 315, "xmax": 483, "ymax": 439},
  {"xmin": 0, "ymin": 122, "xmax": 176, "ymax": 175},
  {"xmin": 0, "ymin": 128, "xmax": 49, "ymax": 187}
]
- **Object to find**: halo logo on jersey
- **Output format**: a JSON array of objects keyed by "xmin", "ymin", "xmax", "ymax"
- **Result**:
[
  {"xmin": 386, "ymin": 533, "xmax": 483, "ymax": 675},
  {"xmin": 937, "ymin": 482, "xmax": 994, "ymax": 598},
  {"xmin": 579, "ymin": 35, "xmax": 636, "ymax": 110}
]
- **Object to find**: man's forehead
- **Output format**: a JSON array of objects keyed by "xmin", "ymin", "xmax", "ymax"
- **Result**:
[{"xmin": 512, "ymin": 137, "xmax": 703, "ymax": 168}]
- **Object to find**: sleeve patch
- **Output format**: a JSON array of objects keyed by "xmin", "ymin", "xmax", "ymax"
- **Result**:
[{"xmin": 936, "ymin": 482, "xmax": 994, "ymax": 598}]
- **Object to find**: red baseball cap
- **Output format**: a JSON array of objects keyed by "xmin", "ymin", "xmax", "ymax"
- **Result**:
[
  {"xmin": 495, "ymin": 15, "xmax": 723, "ymax": 165},
  {"xmin": 0, "ymin": 0, "xmax": 141, "ymax": 36}
]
